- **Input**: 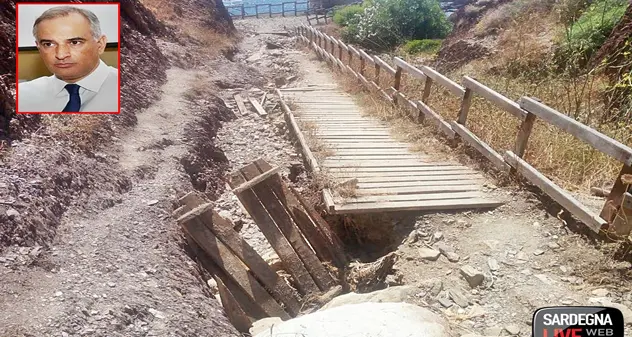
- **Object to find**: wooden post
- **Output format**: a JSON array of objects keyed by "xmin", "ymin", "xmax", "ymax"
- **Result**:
[
  {"xmin": 359, "ymin": 54, "xmax": 365, "ymax": 75},
  {"xmin": 393, "ymin": 66, "xmax": 403, "ymax": 103},
  {"xmin": 282, "ymin": 2, "xmax": 285, "ymax": 16},
  {"xmin": 295, "ymin": 1, "xmax": 298, "ymax": 16},
  {"xmin": 255, "ymin": 4, "xmax": 259, "ymax": 18},
  {"xmin": 338, "ymin": 42, "xmax": 343, "ymax": 61},
  {"xmin": 514, "ymin": 112, "xmax": 536, "ymax": 158},
  {"xmin": 422, "ymin": 77, "xmax": 433, "ymax": 103},
  {"xmin": 268, "ymin": 4, "xmax": 272, "ymax": 17},
  {"xmin": 348, "ymin": 48, "xmax": 353, "ymax": 67},
  {"xmin": 241, "ymin": 4, "xmax": 245, "ymax": 19},
  {"xmin": 600, "ymin": 164, "xmax": 632, "ymax": 224},
  {"xmin": 374, "ymin": 62, "xmax": 381, "ymax": 83},
  {"xmin": 457, "ymin": 88, "xmax": 473, "ymax": 125}
]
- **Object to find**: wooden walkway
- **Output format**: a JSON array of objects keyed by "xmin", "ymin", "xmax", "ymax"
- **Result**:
[{"xmin": 279, "ymin": 86, "xmax": 504, "ymax": 214}]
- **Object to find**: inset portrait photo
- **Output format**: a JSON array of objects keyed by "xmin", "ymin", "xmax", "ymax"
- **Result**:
[{"xmin": 16, "ymin": 2, "xmax": 121, "ymax": 114}]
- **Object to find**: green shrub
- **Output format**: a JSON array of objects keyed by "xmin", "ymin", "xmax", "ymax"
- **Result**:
[
  {"xmin": 403, "ymin": 39, "xmax": 442, "ymax": 54},
  {"xmin": 333, "ymin": 4, "xmax": 364, "ymax": 27},
  {"xmin": 340, "ymin": 0, "xmax": 452, "ymax": 51},
  {"xmin": 560, "ymin": 0, "xmax": 628, "ymax": 64}
]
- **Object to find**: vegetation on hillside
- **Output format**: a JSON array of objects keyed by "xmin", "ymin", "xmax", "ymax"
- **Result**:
[
  {"xmin": 329, "ymin": 0, "xmax": 632, "ymax": 192},
  {"xmin": 335, "ymin": 0, "xmax": 451, "ymax": 51}
]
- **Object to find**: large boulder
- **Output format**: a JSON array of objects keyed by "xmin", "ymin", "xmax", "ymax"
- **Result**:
[
  {"xmin": 255, "ymin": 302, "xmax": 449, "ymax": 337},
  {"xmin": 320, "ymin": 285, "xmax": 419, "ymax": 310}
]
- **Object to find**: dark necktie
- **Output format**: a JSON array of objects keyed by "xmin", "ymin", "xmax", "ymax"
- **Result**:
[{"xmin": 62, "ymin": 84, "xmax": 81, "ymax": 112}]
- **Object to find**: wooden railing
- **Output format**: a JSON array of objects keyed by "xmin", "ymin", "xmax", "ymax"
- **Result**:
[
  {"xmin": 295, "ymin": 24, "xmax": 632, "ymax": 235},
  {"xmin": 226, "ymin": 1, "xmax": 310, "ymax": 19}
]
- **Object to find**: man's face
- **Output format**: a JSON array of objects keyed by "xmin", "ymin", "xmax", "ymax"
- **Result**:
[{"xmin": 35, "ymin": 12, "xmax": 106, "ymax": 83}]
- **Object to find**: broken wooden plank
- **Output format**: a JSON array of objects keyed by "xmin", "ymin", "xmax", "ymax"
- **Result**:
[
  {"xmin": 248, "ymin": 95, "xmax": 268, "ymax": 117},
  {"xmin": 504, "ymin": 150, "xmax": 608, "ymax": 232},
  {"xmin": 232, "ymin": 166, "xmax": 281, "ymax": 194},
  {"xmin": 180, "ymin": 204, "xmax": 301, "ymax": 315},
  {"xmin": 254, "ymin": 159, "xmax": 342, "ymax": 267},
  {"xmin": 234, "ymin": 94, "xmax": 249, "ymax": 116},
  {"xmin": 215, "ymin": 276, "xmax": 253, "ymax": 333},
  {"xmin": 185, "ymin": 235, "xmax": 265, "ymax": 322},
  {"xmin": 240, "ymin": 163, "xmax": 335, "ymax": 292},
  {"xmin": 229, "ymin": 171, "xmax": 319, "ymax": 295},
  {"xmin": 181, "ymin": 219, "xmax": 288, "ymax": 318}
]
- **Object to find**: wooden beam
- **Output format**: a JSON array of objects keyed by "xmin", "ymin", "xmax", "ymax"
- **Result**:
[
  {"xmin": 393, "ymin": 57, "xmax": 426, "ymax": 81},
  {"xmin": 373, "ymin": 56, "xmax": 396, "ymax": 76},
  {"xmin": 248, "ymin": 95, "xmax": 268, "ymax": 117},
  {"xmin": 240, "ymin": 164, "xmax": 335, "ymax": 292},
  {"xmin": 277, "ymin": 89, "xmax": 320, "ymax": 173},
  {"xmin": 504, "ymin": 151, "xmax": 608, "ymax": 232},
  {"xmin": 322, "ymin": 188, "xmax": 336, "ymax": 213},
  {"xmin": 229, "ymin": 171, "xmax": 319, "ymax": 295},
  {"xmin": 182, "ymin": 219, "xmax": 289, "ymax": 318},
  {"xmin": 421, "ymin": 66, "xmax": 465, "ymax": 97},
  {"xmin": 451, "ymin": 122, "xmax": 511, "ymax": 172},
  {"xmin": 358, "ymin": 49, "xmax": 374, "ymax": 64},
  {"xmin": 182, "ymin": 204, "xmax": 301, "ymax": 315},
  {"xmin": 234, "ymin": 94, "xmax": 249, "ymax": 116},
  {"xmin": 334, "ymin": 198, "xmax": 503, "ymax": 214},
  {"xmin": 519, "ymin": 97, "xmax": 632, "ymax": 166},
  {"xmin": 231, "ymin": 166, "xmax": 281, "ymax": 194},
  {"xmin": 416, "ymin": 100, "xmax": 455, "ymax": 139},
  {"xmin": 462, "ymin": 76, "xmax": 527, "ymax": 120}
]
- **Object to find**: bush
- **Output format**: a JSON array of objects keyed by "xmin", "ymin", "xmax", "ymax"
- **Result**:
[
  {"xmin": 333, "ymin": 4, "xmax": 364, "ymax": 27},
  {"xmin": 560, "ymin": 0, "xmax": 628, "ymax": 64},
  {"xmin": 403, "ymin": 39, "xmax": 443, "ymax": 54},
  {"xmin": 339, "ymin": 0, "xmax": 452, "ymax": 51}
]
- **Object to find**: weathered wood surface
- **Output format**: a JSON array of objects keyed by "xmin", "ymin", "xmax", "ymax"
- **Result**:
[
  {"xmin": 248, "ymin": 95, "xmax": 268, "ymax": 117},
  {"xmin": 462, "ymin": 76, "xmax": 527, "ymax": 120},
  {"xmin": 520, "ymin": 97, "xmax": 632, "ymax": 166},
  {"xmin": 234, "ymin": 94, "xmax": 249, "ymax": 116},
  {"xmin": 228, "ymin": 171, "xmax": 320, "ymax": 295},
  {"xmin": 180, "ymin": 204, "xmax": 301, "ymax": 315},
  {"xmin": 280, "ymin": 87, "xmax": 502, "ymax": 214},
  {"xmin": 451, "ymin": 122, "xmax": 511, "ymax": 172},
  {"xmin": 239, "ymin": 163, "xmax": 335, "ymax": 291}
]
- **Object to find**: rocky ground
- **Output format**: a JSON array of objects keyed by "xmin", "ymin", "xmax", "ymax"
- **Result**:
[{"xmin": 2, "ymin": 8, "xmax": 632, "ymax": 337}]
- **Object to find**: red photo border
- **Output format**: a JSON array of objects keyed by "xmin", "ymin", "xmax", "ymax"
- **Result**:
[{"xmin": 15, "ymin": 2, "xmax": 121, "ymax": 115}]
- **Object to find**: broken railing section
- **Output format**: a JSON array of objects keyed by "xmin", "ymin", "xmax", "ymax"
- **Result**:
[
  {"xmin": 295, "ymin": 24, "xmax": 632, "ymax": 237},
  {"xmin": 174, "ymin": 159, "xmax": 346, "ymax": 332}
]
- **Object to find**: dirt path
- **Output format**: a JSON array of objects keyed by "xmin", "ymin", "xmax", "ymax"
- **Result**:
[{"xmin": 0, "ymin": 68, "xmax": 238, "ymax": 337}]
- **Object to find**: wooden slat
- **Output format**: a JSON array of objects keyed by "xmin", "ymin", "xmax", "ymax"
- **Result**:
[
  {"xmin": 326, "ymin": 164, "xmax": 460, "ymax": 172},
  {"xmin": 228, "ymin": 171, "xmax": 319, "ymax": 295},
  {"xmin": 358, "ymin": 49, "xmax": 374, "ymax": 64},
  {"xmin": 290, "ymin": 185, "xmax": 348, "ymax": 268},
  {"xmin": 393, "ymin": 57, "xmax": 426, "ymax": 81},
  {"xmin": 232, "ymin": 166, "xmax": 281, "ymax": 193},
  {"xmin": 234, "ymin": 94, "xmax": 249, "ymax": 115},
  {"xmin": 334, "ymin": 172, "xmax": 480, "ymax": 182},
  {"xmin": 334, "ymin": 198, "xmax": 503, "ymax": 214},
  {"xmin": 373, "ymin": 56, "xmax": 396, "ymax": 75},
  {"xmin": 504, "ymin": 151, "xmax": 607, "ymax": 232},
  {"xmin": 336, "ymin": 191, "xmax": 483, "ymax": 204},
  {"xmin": 327, "ymin": 165, "xmax": 468, "ymax": 174},
  {"xmin": 185, "ymin": 235, "xmax": 264, "ymax": 323},
  {"xmin": 180, "ymin": 204, "xmax": 301, "ymax": 315},
  {"xmin": 329, "ymin": 143, "xmax": 410, "ymax": 149},
  {"xmin": 451, "ymin": 122, "xmax": 511, "ymax": 172},
  {"xmin": 356, "ymin": 184, "xmax": 481, "ymax": 195},
  {"xmin": 324, "ymin": 160, "xmax": 445, "ymax": 168},
  {"xmin": 327, "ymin": 149, "xmax": 415, "ymax": 156},
  {"xmin": 181, "ymin": 219, "xmax": 289, "ymax": 318},
  {"xmin": 356, "ymin": 179, "xmax": 485, "ymax": 189},
  {"xmin": 248, "ymin": 95, "xmax": 268, "ymax": 117},
  {"xmin": 421, "ymin": 66, "xmax": 465, "ymax": 97},
  {"xmin": 462, "ymin": 76, "xmax": 527, "ymax": 120},
  {"xmin": 241, "ymin": 164, "xmax": 335, "ymax": 292},
  {"xmin": 520, "ymin": 97, "xmax": 632, "ymax": 166},
  {"xmin": 416, "ymin": 100, "xmax": 455, "ymax": 139},
  {"xmin": 278, "ymin": 89, "xmax": 320, "ymax": 172},
  {"xmin": 255, "ymin": 159, "xmax": 344, "ymax": 268},
  {"xmin": 215, "ymin": 276, "xmax": 255, "ymax": 333}
]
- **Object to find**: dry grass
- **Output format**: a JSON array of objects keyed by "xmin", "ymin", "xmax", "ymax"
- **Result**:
[{"xmin": 140, "ymin": 0, "xmax": 236, "ymax": 57}]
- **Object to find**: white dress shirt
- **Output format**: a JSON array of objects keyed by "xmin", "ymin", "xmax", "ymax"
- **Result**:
[{"xmin": 18, "ymin": 59, "xmax": 118, "ymax": 113}]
